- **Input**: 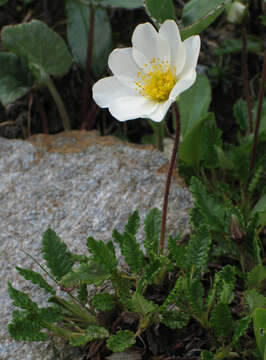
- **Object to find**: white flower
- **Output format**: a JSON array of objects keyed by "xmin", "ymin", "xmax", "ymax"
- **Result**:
[{"xmin": 92, "ymin": 20, "xmax": 200, "ymax": 122}]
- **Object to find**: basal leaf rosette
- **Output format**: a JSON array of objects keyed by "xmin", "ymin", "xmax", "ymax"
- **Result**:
[{"xmin": 92, "ymin": 20, "xmax": 200, "ymax": 122}]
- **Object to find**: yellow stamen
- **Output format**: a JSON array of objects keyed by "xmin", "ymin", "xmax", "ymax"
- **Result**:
[{"xmin": 135, "ymin": 58, "xmax": 176, "ymax": 102}]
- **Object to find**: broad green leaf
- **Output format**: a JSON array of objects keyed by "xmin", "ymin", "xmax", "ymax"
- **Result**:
[
  {"xmin": 210, "ymin": 303, "xmax": 233, "ymax": 338},
  {"xmin": 41, "ymin": 228, "xmax": 74, "ymax": 280},
  {"xmin": 144, "ymin": 0, "xmax": 175, "ymax": 23},
  {"xmin": 92, "ymin": 293, "xmax": 116, "ymax": 311},
  {"xmin": 125, "ymin": 210, "xmax": 140, "ymax": 237},
  {"xmin": 107, "ymin": 330, "xmax": 136, "ymax": 352},
  {"xmin": 8, "ymin": 283, "xmax": 38, "ymax": 313},
  {"xmin": 8, "ymin": 310, "xmax": 48, "ymax": 341},
  {"xmin": 70, "ymin": 325, "xmax": 109, "ymax": 346},
  {"xmin": 216, "ymin": 146, "xmax": 235, "ymax": 170},
  {"xmin": 246, "ymin": 265, "xmax": 266, "ymax": 290},
  {"xmin": 252, "ymin": 195, "xmax": 266, "ymax": 228},
  {"xmin": 16, "ymin": 266, "xmax": 55, "ymax": 295},
  {"xmin": 2, "ymin": 20, "xmax": 72, "ymax": 81},
  {"xmin": 120, "ymin": 232, "xmax": 145, "ymax": 274},
  {"xmin": 144, "ymin": 208, "xmax": 161, "ymax": 255},
  {"xmin": 179, "ymin": 74, "xmax": 211, "ymax": 137},
  {"xmin": 0, "ymin": 52, "xmax": 34, "ymax": 105},
  {"xmin": 182, "ymin": 0, "xmax": 225, "ymax": 26},
  {"xmin": 160, "ymin": 309, "xmax": 189, "ymax": 329},
  {"xmin": 245, "ymin": 290, "xmax": 266, "ymax": 313},
  {"xmin": 37, "ymin": 306, "xmax": 63, "ymax": 323},
  {"xmin": 93, "ymin": 0, "xmax": 143, "ymax": 8},
  {"xmin": 130, "ymin": 292, "xmax": 158, "ymax": 316},
  {"xmin": 66, "ymin": 0, "xmax": 112, "ymax": 77},
  {"xmin": 87, "ymin": 237, "xmax": 118, "ymax": 273},
  {"xmin": 253, "ymin": 308, "xmax": 266, "ymax": 359},
  {"xmin": 232, "ymin": 315, "xmax": 252, "ymax": 346},
  {"xmin": 61, "ymin": 262, "xmax": 110, "ymax": 287}
]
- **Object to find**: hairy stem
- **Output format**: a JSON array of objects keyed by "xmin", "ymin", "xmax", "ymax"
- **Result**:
[
  {"xmin": 46, "ymin": 76, "xmax": 71, "ymax": 131},
  {"xmin": 159, "ymin": 102, "xmax": 181, "ymax": 253},
  {"xmin": 82, "ymin": 4, "xmax": 95, "ymax": 127},
  {"xmin": 249, "ymin": 48, "xmax": 266, "ymax": 173}
]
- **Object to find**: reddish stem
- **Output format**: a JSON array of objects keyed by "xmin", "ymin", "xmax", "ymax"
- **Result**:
[
  {"xmin": 159, "ymin": 102, "xmax": 181, "ymax": 253},
  {"xmin": 81, "ymin": 101, "xmax": 99, "ymax": 131},
  {"xmin": 249, "ymin": 49, "xmax": 266, "ymax": 173},
  {"xmin": 241, "ymin": 27, "xmax": 253, "ymax": 133},
  {"xmin": 81, "ymin": 5, "xmax": 95, "ymax": 127}
]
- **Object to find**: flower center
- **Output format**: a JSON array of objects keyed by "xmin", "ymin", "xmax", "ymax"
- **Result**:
[{"xmin": 135, "ymin": 58, "xmax": 177, "ymax": 102}]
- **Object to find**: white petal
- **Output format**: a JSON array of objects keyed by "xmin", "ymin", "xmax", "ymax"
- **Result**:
[
  {"xmin": 109, "ymin": 96, "xmax": 157, "ymax": 121},
  {"xmin": 149, "ymin": 99, "xmax": 173, "ymax": 122},
  {"xmin": 108, "ymin": 47, "xmax": 139, "ymax": 79},
  {"xmin": 180, "ymin": 35, "xmax": 200, "ymax": 77},
  {"xmin": 159, "ymin": 20, "xmax": 186, "ymax": 75},
  {"xmin": 169, "ymin": 70, "xmax": 196, "ymax": 100},
  {"xmin": 132, "ymin": 22, "xmax": 170, "ymax": 69},
  {"xmin": 92, "ymin": 76, "xmax": 135, "ymax": 108}
]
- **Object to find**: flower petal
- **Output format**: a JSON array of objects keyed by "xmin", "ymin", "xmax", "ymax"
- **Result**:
[
  {"xmin": 149, "ymin": 99, "xmax": 173, "ymax": 122},
  {"xmin": 179, "ymin": 35, "xmax": 200, "ymax": 77},
  {"xmin": 169, "ymin": 70, "xmax": 196, "ymax": 100},
  {"xmin": 108, "ymin": 47, "xmax": 139, "ymax": 79},
  {"xmin": 92, "ymin": 76, "xmax": 135, "ymax": 108},
  {"xmin": 132, "ymin": 22, "xmax": 170, "ymax": 69},
  {"xmin": 159, "ymin": 20, "xmax": 186, "ymax": 75},
  {"xmin": 109, "ymin": 96, "xmax": 157, "ymax": 121}
]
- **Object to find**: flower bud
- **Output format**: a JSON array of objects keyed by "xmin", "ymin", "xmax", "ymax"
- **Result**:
[
  {"xmin": 226, "ymin": 1, "xmax": 247, "ymax": 24},
  {"xmin": 230, "ymin": 214, "xmax": 246, "ymax": 242}
]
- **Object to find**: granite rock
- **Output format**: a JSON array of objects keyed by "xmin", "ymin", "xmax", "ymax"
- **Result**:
[{"xmin": 0, "ymin": 130, "xmax": 193, "ymax": 360}]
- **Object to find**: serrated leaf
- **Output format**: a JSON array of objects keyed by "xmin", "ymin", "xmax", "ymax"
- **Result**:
[
  {"xmin": 120, "ymin": 232, "xmax": 145, "ymax": 274},
  {"xmin": 252, "ymin": 195, "xmax": 266, "ymax": 228},
  {"xmin": 87, "ymin": 237, "xmax": 118, "ymax": 273},
  {"xmin": 141, "ymin": 257, "xmax": 163, "ymax": 285},
  {"xmin": 189, "ymin": 177, "xmax": 226, "ymax": 232},
  {"xmin": 245, "ymin": 290, "xmax": 266, "ymax": 313},
  {"xmin": 61, "ymin": 261, "xmax": 110, "ymax": 287},
  {"xmin": 125, "ymin": 210, "xmax": 140, "ymax": 237},
  {"xmin": 77, "ymin": 283, "xmax": 88, "ymax": 304},
  {"xmin": 16, "ymin": 266, "xmax": 55, "ymax": 295},
  {"xmin": 0, "ymin": 52, "xmax": 34, "ymax": 105},
  {"xmin": 70, "ymin": 325, "xmax": 109, "ymax": 346},
  {"xmin": 216, "ymin": 265, "xmax": 236, "ymax": 305},
  {"xmin": 253, "ymin": 308, "xmax": 266, "ymax": 359},
  {"xmin": 37, "ymin": 306, "xmax": 63, "ymax": 323},
  {"xmin": 144, "ymin": 0, "xmax": 175, "ymax": 23},
  {"xmin": 168, "ymin": 235, "xmax": 187, "ymax": 269},
  {"xmin": 144, "ymin": 208, "xmax": 161, "ymax": 255},
  {"xmin": 210, "ymin": 303, "xmax": 233, "ymax": 338},
  {"xmin": 247, "ymin": 265, "xmax": 266, "ymax": 290},
  {"xmin": 8, "ymin": 283, "xmax": 38, "ymax": 312},
  {"xmin": 233, "ymin": 98, "xmax": 250, "ymax": 132},
  {"xmin": 232, "ymin": 315, "xmax": 252, "ymax": 346},
  {"xmin": 188, "ymin": 277, "xmax": 204, "ymax": 318},
  {"xmin": 130, "ymin": 292, "xmax": 158, "ymax": 317},
  {"xmin": 42, "ymin": 228, "xmax": 74, "ymax": 280},
  {"xmin": 2, "ymin": 20, "xmax": 72, "ymax": 81},
  {"xmin": 93, "ymin": 0, "xmax": 143, "ymax": 8},
  {"xmin": 92, "ymin": 293, "xmax": 116, "ymax": 311},
  {"xmin": 66, "ymin": 1, "xmax": 111, "ymax": 77},
  {"xmin": 185, "ymin": 225, "xmax": 211, "ymax": 274},
  {"xmin": 160, "ymin": 309, "xmax": 189, "ymax": 329},
  {"xmin": 107, "ymin": 330, "xmax": 136, "ymax": 352},
  {"xmin": 179, "ymin": 74, "xmax": 211, "ymax": 137},
  {"xmin": 8, "ymin": 310, "xmax": 48, "ymax": 341}
]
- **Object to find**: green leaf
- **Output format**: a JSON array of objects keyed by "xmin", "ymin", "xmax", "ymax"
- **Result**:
[
  {"xmin": 247, "ymin": 265, "xmax": 266, "ymax": 290},
  {"xmin": 252, "ymin": 195, "xmax": 266, "ymax": 228},
  {"xmin": 37, "ymin": 306, "xmax": 63, "ymax": 323},
  {"xmin": 216, "ymin": 265, "xmax": 236, "ymax": 304},
  {"xmin": 168, "ymin": 235, "xmax": 186, "ymax": 269},
  {"xmin": 245, "ymin": 290, "xmax": 266, "ymax": 313},
  {"xmin": 66, "ymin": 1, "xmax": 112, "ymax": 77},
  {"xmin": 120, "ymin": 232, "xmax": 145, "ymax": 274},
  {"xmin": 232, "ymin": 315, "xmax": 252, "ymax": 346},
  {"xmin": 188, "ymin": 277, "xmax": 204, "ymax": 318},
  {"xmin": 92, "ymin": 293, "xmax": 116, "ymax": 311},
  {"xmin": 182, "ymin": 0, "xmax": 225, "ymax": 26},
  {"xmin": 70, "ymin": 325, "xmax": 109, "ymax": 346},
  {"xmin": 77, "ymin": 283, "xmax": 88, "ymax": 304},
  {"xmin": 253, "ymin": 308, "xmax": 266, "ymax": 359},
  {"xmin": 144, "ymin": 0, "xmax": 175, "ymax": 23},
  {"xmin": 8, "ymin": 283, "xmax": 38, "ymax": 313},
  {"xmin": 2, "ymin": 20, "xmax": 72, "ymax": 81},
  {"xmin": 214, "ymin": 36, "xmax": 263, "ymax": 56},
  {"xmin": 210, "ymin": 303, "xmax": 233, "ymax": 338},
  {"xmin": 130, "ymin": 292, "xmax": 158, "ymax": 316},
  {"xmin": 87, "ymin": 237, "xmax": 118, "ymax": 273},
  {"xmin": 125, "ymin": 210, "xmax": 140, "ymax": 237},
  {"xmin": 107, "ymin": 330, "xmax": 136, "ymax": 352},
  {"xmin": 0, "ymin": 0, "xmax": 8, "ymax": 5},
  {"xmin": 61, "ymin": 262, "xmax": 110, "ymax": 287},
  {"xmin": 8, "ymin": 310, "xmax": 48, "ymax": 341},
  {"xmin": 16, "ymin": 266, "xmax": 55, "ymax": 295},
  {"xmin": 185, "ymin": 225, "xmax": 211, "ymax": 274},
  {"xmin": 160, "ymin": 309, "xmax": 189, "ymax": 330},
  {"xmin": 41, "ymin": 228, "xmax": 74, "ymax": 280},
  {"xmin": 233, "ymin": 98, "xmax": 250, "ymax": 132},
  {"xmin": 189, "ymin": 177, "xmax": 226, "ymax": 232},
  {"xmin": 201, "ymin": 350, "xmax": 214, "ymax": 360},
  {"xmin": 179, "ymin": 74, "xmax": 211, "ymax": 137},
  {"xmin": 93, "ymin": 0, "xmax": 143, "ymax": 8},
  {"xmin": 144, "ymin": 208, "xmax": 161, "ymax": 255},
  {"xmin": 0, "ymin": 52, "xmax": 34, "ymax": 105}
]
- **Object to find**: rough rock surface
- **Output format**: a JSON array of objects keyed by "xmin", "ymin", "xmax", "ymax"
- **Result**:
[{"xmin": 0, "ymin": 130, "xmax": 193, "ymax": 360}]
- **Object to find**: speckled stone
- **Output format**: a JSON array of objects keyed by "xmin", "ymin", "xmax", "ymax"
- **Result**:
[{"xmin": 0, "ymin": 130, "xmax": 193, "ymax": 359}]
